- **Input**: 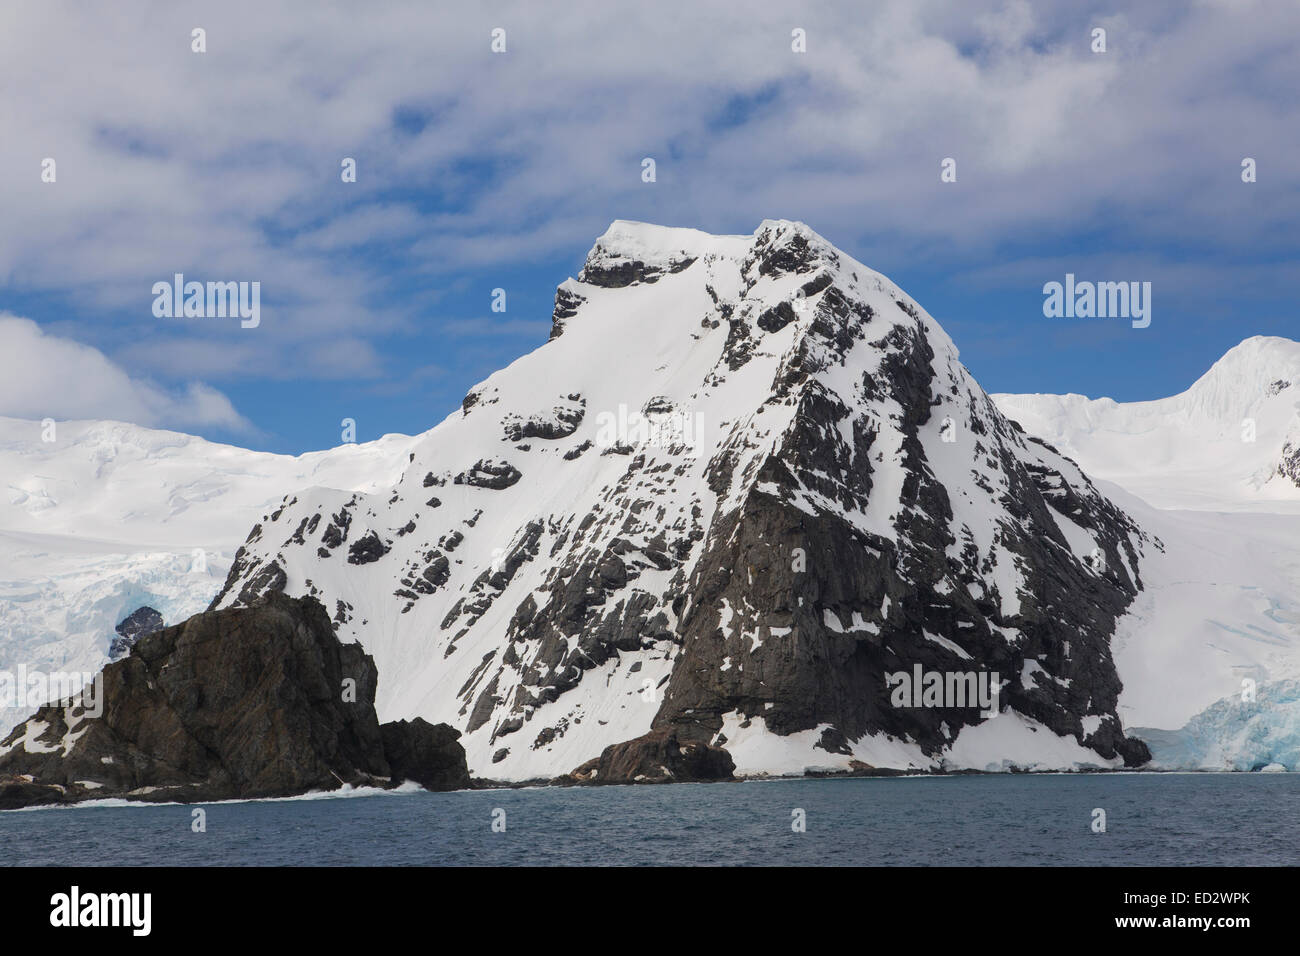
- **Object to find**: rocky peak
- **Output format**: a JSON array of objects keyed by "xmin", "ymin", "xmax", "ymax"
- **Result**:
[{"xmin": 207, "ymin": 220, "xmax": 1154, "ymax": 780}]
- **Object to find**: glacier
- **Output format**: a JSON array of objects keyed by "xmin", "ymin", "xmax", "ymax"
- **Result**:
[
  {"xmin": 1136, "ymin": 680, "xmax": 1300, "ymax": 772},
  {"xmin": 0, "ymin": 416, "xmax": 420, "ymax": 732},
  {"xmin": 995, "ymin": 341, "xmax": 1300, "ymax": 771}
]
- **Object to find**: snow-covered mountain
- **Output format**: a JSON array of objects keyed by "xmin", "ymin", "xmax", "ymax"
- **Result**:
[
  {"xmin": 993, "ymin": 336, "xmax": 1300, "ymax": 513},
  {"xmin": 6, "ymin": 222, "xmax": 1296, "ymax": 777},
  {"xmin": 0, "ymin": 417, "xmax": 418, "ymax": 732},
  {"xmin": 994, "ymin": 339, "xmax": 1300, "ymax": 770},
  {"xmin": 210, "ymin": 220, "xmax": 1158, "ymax": 779}
]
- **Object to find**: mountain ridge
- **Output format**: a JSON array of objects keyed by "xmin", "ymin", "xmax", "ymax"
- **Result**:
[{"xmin": 993, "ymin": 334, "xmax": 1300, "ymax": 513}]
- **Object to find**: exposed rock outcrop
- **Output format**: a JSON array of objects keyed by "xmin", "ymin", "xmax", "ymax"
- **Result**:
[
  {"xmin": 380, "ymin": 717, "xmax": 472, "ymax": 791},
  {"xmin": 1279, "ymin": 441, "xmax": 1300, "ymax": 490},
  {"xmin": 0, "ymin": 593, "xmax": 469, "ymax": 808},
  {"xmin": 455, "ymin": 458, "xmax": 522, "ymax": 490},
  {"xmin": 565, "ymin": 730, "xmax": 735, "ymax": 784},
  {"xmin": 109, "ymin": 605, "xmax": 164, "ymax": 659}
]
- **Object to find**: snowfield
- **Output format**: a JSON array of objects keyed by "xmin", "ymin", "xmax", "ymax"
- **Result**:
[
  {"xmin": 993, "ymin": 336, "xmax": 1300, "ymax": 514},
  {"xmin": 994, "ymin": 340, "xmax": 1300, "ymax": 770},
  {"xmin": 0, "ymin": 416, "xmax": 419, "ymax": 732}
]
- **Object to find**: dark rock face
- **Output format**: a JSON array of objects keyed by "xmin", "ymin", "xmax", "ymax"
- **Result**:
[
  {"xmin": 455, "ymin": 458, "xmax": 522, "ymax": 490},
  {"xmin": 1279, "ymin": 441, "xmax": 1300, "ymax": 490},
  {"xmin": 563, "ymin": 440, "xmax": 593, "ymax": 460},
  {"xmin": 380, "ymin": 718, "xmax": 471, "ymax": 791},
  {"xmin": 347, "ymin": 530, "xmax": 390, "ymax": 565},
  {"xmin": 0, "ymin": 778, "xmax": 66, "ymax": 811},
  {"xmin": 504, "ymin": 397, "xmax": 585, "ymax": 442},
  {"xmin": 548, "ymin": 286, "xmax": 587, "ymax": 340},
  {"xmin": 210, "ymin": 548, "xmax": 289, "ymax": 610},
  {"xmin": 579, "ymin": 253, "xmax": 697, "ymax": 289},
  {"xmin": 652, "ymin": 304, "xmax": 1152, "ymax": 768},
  {"xmin": 756, "ymin": 300, "xmax": 798, "ymax": 334},
  {"xmin": 0, "ymin": 594, "xmax": 469, "ymax": 808},
  {"xmin": 570, "ymin": 730, "xmax": 735, "ymax": 784},
  {"xmin": 109, "ymin": 605, "xmax": 164, "ymax": 659}
]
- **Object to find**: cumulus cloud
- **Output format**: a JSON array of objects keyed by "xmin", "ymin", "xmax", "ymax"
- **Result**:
[
  {"xmin": 0, "ymin": 0, "xmax": 1295, "ymax": 388},
  {"xmin": 0, "ymin": 315, "xmax": 252, "ymax": 432}
]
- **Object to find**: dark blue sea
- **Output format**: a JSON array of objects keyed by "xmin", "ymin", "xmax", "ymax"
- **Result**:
[{"xmin": 3, "ymin": 774, "xmax": 1296, "ymax": 866}]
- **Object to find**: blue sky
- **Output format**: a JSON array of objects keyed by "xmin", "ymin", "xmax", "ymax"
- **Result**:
[{"xmin": 1, "ymin": 0, "xmax": 1296, "ymax": 454}]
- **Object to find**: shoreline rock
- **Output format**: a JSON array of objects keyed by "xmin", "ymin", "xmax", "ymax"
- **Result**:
[
  {"xmin": 0, "ymin": 593, "xmax": 469, "ymax": 809},
  {"xmin": 381, "ymin": 717, "xmax": 472, "ymax": 792},
  {"xmin": 557, "ymin": 729, "xmax": 736, "ymax": 785}
]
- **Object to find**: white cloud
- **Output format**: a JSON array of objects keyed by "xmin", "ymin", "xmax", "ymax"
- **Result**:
[
  {"xmin": 0, "ymin": 0, "xmax": 1295, "ymax": 385},
  {"xmin": 0, "ymin": 315, "xmax": 252, "ymax": 432}
]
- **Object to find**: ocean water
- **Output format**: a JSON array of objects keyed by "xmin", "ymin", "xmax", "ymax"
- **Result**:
[{"xmin": 2, "ymin": 773, "xmax": 1296, "ymax": 866}]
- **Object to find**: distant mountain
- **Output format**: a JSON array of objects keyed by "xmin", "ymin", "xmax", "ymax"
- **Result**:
[
  {"xmin": 993, "ymin": 335, "xmax": 1300, "ymax": 513},
  {"xmin": 995, "ymin": 338, "xmax": 1300, "ymax": 768}
]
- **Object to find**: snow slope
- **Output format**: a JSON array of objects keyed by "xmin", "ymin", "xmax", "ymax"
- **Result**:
[
  {"xmin": 995, "ymin": 340, "xmax": 1300, "ymax": 768},
  {"xmin": 993, "ymin": 336, "xmax": 1300, "ymax": 513},
  {"xmin": 0, "ymin": 417, "xmax": 419, "ymax": 731}
]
